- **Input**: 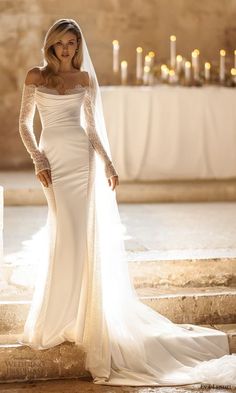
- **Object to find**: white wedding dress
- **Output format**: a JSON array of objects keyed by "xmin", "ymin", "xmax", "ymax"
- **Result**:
[{"xmin": 18, "ymin": 81, "xmax": 236, "ymax": 388}]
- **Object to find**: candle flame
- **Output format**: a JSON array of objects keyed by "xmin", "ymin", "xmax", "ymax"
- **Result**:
[
  {"xmin": 136, "ymin": 47, "xmax": 143, "ymax": 53},
  {"xmin": 170, "ymin": 35, "xmax": 176, "ymax": 41},
  {"xmin": 112, "ymin": 40, "xmax": 119, "ymax": 47},
  {"xmin": 169, "ymin": 69, "xmax": 175, "ymax": 76},
  {"xmin": 234, "ymin": 50, "xmax": 236, "ymax": 55},
  {"xmin": 193, "ymin": 49, "xmax": 200, "ymax": 55},
  {"xmin": 220, "ymin": 49, "xmax": 226, "ymax": 56},
  {"xmin": 185, "ymin": 61, "xmax": 191, "ymax": 68},
  {"xmin": 144, "ymin": 65, "xmax": 150, "ymax": 73},
  {"xmin": 176, "ymin": 55, "xmax": 183, "ymax": 61},
  {"xmin": 231, "ymin": 68, "xmax": 236, "ymax": 76},
  {"xmin": 205, "ymin": 62, "xmax": 211, "ymax": 69},
  {"xmin": 121, "ymin": 60, "xmax": 127, "ymax": 68},
  {"xmin": 161, "ymin": 64, "xmax": 168, "ymax": 70},
  {"xmin": 148, "ymin": 51, "xmax": 155, "ymax": 57}
]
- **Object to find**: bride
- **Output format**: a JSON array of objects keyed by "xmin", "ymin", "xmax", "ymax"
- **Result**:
[{"xmin": 18, "ymin": 18, "xmax": 236, "ymax": 387}]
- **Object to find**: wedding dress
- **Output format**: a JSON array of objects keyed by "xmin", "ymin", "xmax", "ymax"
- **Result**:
[{"xmin": 17, "ymin": 26, "xmax": 236, "ymax": 388}]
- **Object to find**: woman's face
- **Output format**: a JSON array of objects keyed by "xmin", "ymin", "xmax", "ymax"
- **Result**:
[{"xmin": 53, "ymin": 31, "xmax": 79, "ymax": 62}]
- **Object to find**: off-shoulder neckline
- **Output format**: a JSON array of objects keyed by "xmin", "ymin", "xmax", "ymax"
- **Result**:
[{"xmin": 24, "ymin": 82, "xmax": 89, "ymax": 96}]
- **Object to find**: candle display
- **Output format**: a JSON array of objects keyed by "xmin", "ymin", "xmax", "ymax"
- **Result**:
[
  {"xmin": 112, "ymin": 36, "xmax": 236, "ymax": 87},
  {"xmin": 204, "ymin": 62, "xmax": 211, "ymax": 81},
  {"xmin": 170, "ymin": 35, "xmax": 176, "ymax": 69},
  {"xmin": 136, "ymin": 47, "xmax": 143, "ymax": 80},
  {"xmin": 219, "ymin": 49, "xmax": 226, "ymax": 82},
  {"xmin": 121, "ymin": 60, "xmax": 128, "ymax": 84},
  {"xmin": 112, "ymin": 40, "xmax": 120, "ymax": 73}
]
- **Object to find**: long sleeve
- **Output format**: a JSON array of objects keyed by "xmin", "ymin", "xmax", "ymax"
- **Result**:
[
  {"xmin": 19, "ymin": 83, "xmax": 51, "ymax": 175},
  {"xmin": 83, "ymin": 86, "xmax": 118, "ymax": 179}
]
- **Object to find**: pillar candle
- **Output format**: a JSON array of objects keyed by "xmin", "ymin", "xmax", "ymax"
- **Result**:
[
  {"xmin": 204, "ymin": 62, "xmax": 211, "ymax": 81},
  {"xmin": 121, "ymin": 60, "xmax": 128, "ymax": 85},
  {"xmin": 112, "ymin": 40, "xmax": 119, "ymax": 73},
  {"xmin": 219, "ymin": 49, "xmax": 226, "ymax": 82},
  {"xmin": 170, "ymin": 35, "xmax": 176, "ymax": 69},
  {"xmin": 185, "ymin": 61, "xmax": 191, "ymax": 82},
  {"xmin": 136, "ymin": 47, "xmax": 143, "ymax": 80}
]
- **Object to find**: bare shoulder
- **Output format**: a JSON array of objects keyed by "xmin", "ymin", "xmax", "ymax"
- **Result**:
[
  {"xmin": 24, "ymin": 66, "xmax": 43, "ymax": 86},
  {"xmin": 80, "ymin": 71, "xmax": 90, "ymax": 86}
]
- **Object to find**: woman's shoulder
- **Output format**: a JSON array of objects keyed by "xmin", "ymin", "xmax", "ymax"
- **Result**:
[{"xmin": 24, "ymin": 66, "xmax": 44, "ymax": 86}]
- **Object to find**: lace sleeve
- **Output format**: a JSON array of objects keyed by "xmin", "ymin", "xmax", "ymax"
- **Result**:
[
  {"xmin": 83, "ymin": 86, "xmax": 118, "ymax": 179},
  {"xmin": 19, "ymin": 83, "xmax": 51, "ymax": 175}
]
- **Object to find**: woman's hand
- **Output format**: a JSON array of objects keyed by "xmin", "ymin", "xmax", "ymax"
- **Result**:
[
  {"xmin": 37, "ymin": 169, "xmax": 52, "ymax": 187},
  {"xmin": 108, "ymin": 175, "xmax": 119, "ymax": 191}
]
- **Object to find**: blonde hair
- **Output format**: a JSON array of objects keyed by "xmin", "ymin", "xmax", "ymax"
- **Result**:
[{"xmin": 40, "ymin": 18, "xmax": 83, "ymax": 89}]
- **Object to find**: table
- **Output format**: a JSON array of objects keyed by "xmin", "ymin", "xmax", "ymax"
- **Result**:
[{"xmin": 100, "ymin": 85, "xmax": 236, "ymax": 181}]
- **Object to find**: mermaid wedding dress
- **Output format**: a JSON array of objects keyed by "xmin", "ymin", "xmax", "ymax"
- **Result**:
[{"xmin": 17, "ymin": 78, "xmax": 236, "ymax": 387}]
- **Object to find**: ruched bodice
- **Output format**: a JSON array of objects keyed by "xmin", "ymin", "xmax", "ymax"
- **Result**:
[{"xmin": 35, "ymin": 86, "xmax": 87, "ymax": 129}]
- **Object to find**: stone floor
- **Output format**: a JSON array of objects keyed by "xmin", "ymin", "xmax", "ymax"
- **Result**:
[{"xmin": 0, "ymin": 377, "xmax": 235, "ymax": 393}]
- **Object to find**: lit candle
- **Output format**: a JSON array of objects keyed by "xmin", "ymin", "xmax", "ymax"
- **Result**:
[
  {"xmin": 204, "ymin": 62, "xmax": 211, "ymax": 81},
  {"xmin": 185, "ymin": 61, "xmax": 191, "ymax": 82},
  {"xmin": 169, "ymin": 69, "xmax": 177, "ymax": 84},
  {"xmin": 192, "ymin": 49, "xmax": 200, "ymax": 81},
  {"xmin": 145, "ymin": 55, "xmax": 151, "ymax": 68},
  {"xmin": 176, "ymin": 55, "xmax": 183, "ymax": 74},
  {"xmin": 121, "ymin": 60, "xmax": 128, "ymax": 85},
  {"xmin": 161, "ymin": 64, "xmax": 169, "ymax": 81},
  {"xmin": 219, "ymin": 49, "xmax": 226, "ymax": 82},
  {"xmin": 136, "ymin": 47, "xmax": 143, "ymax": 80},
  {"xmin": 148, "ymin": 51, "xmax": 155, "ymax": 67},
  {"xmin": 231, "ymin": 68, "xmax": 236, "ymax": 83},
  {"xmin": 112, "ymin": 40, "xmax": 119, "ymax": 73},
  {"xmin": 143, "ymin": 65, "xmax": 150, "ymax": 85},
  {"xmin": 234, "ymin": 50, "xmax": 236, "ymax": 69},
  {"xmin": 170, "ymin": 35, "xmax": 176, "ymax": 69}
]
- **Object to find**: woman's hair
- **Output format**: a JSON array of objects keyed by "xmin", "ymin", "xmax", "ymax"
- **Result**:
[{"xmin": 40, "ymin": 18, "xmax": 83, "ymax": 88}]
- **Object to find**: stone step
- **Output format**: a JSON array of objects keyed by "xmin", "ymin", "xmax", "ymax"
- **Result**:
[
  {"xmin": 0, "ymin": 324, "xmax": 235, "ymax": 383},
  {"xmin": 2, "ymin": 252, "xmax": 236, "ymax": 291},
  {"xmin": 2, "ymin": 171, "xmax": 236, "ymax": 205},
  {"xmin": 1, "ymin": 287, "xmax": 236, "ymax": 335}
]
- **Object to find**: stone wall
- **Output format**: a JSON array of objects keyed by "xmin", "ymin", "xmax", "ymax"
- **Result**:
[{"xmin": 1, "ymin": 0, "xmax": 236, "ymax": 170}]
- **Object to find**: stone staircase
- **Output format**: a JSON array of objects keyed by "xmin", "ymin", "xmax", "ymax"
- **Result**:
[{"xmin": 0, "ymin": 252, "xmax": 236, "ymax": 383}]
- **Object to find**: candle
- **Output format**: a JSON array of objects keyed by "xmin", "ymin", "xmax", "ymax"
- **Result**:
[
  {"xmin": 148, "ymin": 51, "xmax": 155, "ymax": 67},
  {"xmin": 176, "ymin": 55, "xmax": 183, "ymax": 74},
  {"xmin": 204, "ymin": 62, "xmax": 211, "ymax": 81},
  {"xmin": 234, "ymin": 50, "xmax": 236, "ymax": 69},
  {"xmin": 161, "ymin": 64, "xmax": 169, "ymax": 81},
  {"xmin": 192, "ymin": 49, "xmax": 200, "ymax": 80},
  {"xmin": 184, "ymin": 61, "xmax": 191, "ymax": 82},
  {"xmin": 112, "ymin": 40, "xmax": 119, "ymax": 73},
  {"xmin": 136, "ymin": 47, "xmax": 143, "ymax": 80},
  {"xmin": 121, "ymin": 60, "xmax": 128, "ymax": 84},
  {"xmin": 143, "ymin": 65, "xmax": 150, "ymax": 85},
  {"xmin": 169, "ymin": 69, "xmax": 177, "ymax": 84},
  {"xmin": 231, "ymin": 68, "xmax": 236, "ymax": 83},
  {"xmin": 219, "ymin": 49, "xmax": 226, "ymax": 82},
  {"xmin": 170, "ymin": 35, "xmax": 176, "ymax": 69}
]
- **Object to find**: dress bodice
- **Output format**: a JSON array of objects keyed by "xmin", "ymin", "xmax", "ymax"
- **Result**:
[{"xmin": 31, "ymin": 84, "xmax": 88, "ymax": 129}]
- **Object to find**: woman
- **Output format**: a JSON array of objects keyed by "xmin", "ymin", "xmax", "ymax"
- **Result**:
[{"xmin": 18, "ymin": 18, "xmax": 236, "ymax": 387}]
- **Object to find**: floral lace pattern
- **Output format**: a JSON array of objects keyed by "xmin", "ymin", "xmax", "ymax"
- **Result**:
[{"xmin": 18, "ymin": 83, "xmax": 118, "ymax": 178}]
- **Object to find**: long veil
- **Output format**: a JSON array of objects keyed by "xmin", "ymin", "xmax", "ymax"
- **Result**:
[{"xmin": 76, "ymin": 21, "xmax": 236, "ymax": 387}]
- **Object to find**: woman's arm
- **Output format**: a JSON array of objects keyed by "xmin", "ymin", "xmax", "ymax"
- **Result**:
[
  {"xmin": 83, "ymin": 73, "xmax": 118, "ymax": 179},
  {"xmin": 19, "ymin": 68, "xmax": 51, "ymax": 175}
]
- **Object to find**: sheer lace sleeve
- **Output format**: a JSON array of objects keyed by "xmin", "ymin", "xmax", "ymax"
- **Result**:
[
  {"xmin": 83, "ymin": 86, "xmax": 118, "ymax": 179},
  {"xmin": 19, "ymin": 83, "xmax": 51, "ymax": 175}
]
